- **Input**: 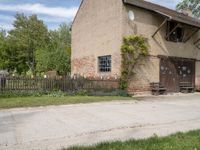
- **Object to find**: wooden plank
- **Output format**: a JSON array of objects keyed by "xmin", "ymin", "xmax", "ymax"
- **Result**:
[
  {"xmin": 152, "ymin": 18, "xmax": 168, "ymax": 37},
  {"xmin": 184, "ymin": 29, "xmax": 199, "ymax": 43},
  {"xmin": 165, "ymin": 23, "xmax": 180, "ymax": 40},
  {"xmin": 194, "ymin": 38, "xmax": 200, "ymax": 45}
]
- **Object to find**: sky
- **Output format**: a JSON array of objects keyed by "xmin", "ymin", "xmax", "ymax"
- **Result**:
[{"xmin": 0, "ymin": 0, "xmax": 181, "ymax": 31}]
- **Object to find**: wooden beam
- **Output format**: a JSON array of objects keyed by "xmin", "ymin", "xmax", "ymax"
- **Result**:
[
  {"xmin": 194, "ymin": 38, "xmax": 200, "ymax": 45},
  {"xmin": 184, "ymin": 29, "xmax": 199, "ymax": 43},
  {"xmin": 197, "ymin": 43, "xmax": 200, "ymax": 49},
  {"xmin": 152, "ymin": 18, "xmax": 168, "ymax": 38},
  {"xmin": 165, "ymin": 23, "xmax": 180, "ymax": 40}
]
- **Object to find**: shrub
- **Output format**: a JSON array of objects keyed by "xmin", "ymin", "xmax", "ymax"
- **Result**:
[
  {"xmin": 0, "ymin": 91, "xmax": 43, "ymax": 98},
  {"xmin": 89, "ymin": 89, "xmax": 130, "ymax": 97},
  {"xmin": 47, "ymin": 90, "xmax": 67, "ymax": 97},
  {"xmin": 75, "ymin": 89, "xmax": 89, "ymax": 96},
  {"xmin": 120, "ymin": 35, "xmax": 149, "ymax": 90}
]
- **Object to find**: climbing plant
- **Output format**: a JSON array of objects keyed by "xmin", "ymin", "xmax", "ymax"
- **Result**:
[{"xmin": 119, "ymin": 35, "xmax": 149, "ymax": 90}]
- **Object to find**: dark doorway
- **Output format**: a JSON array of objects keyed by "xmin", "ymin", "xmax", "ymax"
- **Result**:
[{"xmin": 160, "ymin": 57, "xmax": 195, "ymax": 93}]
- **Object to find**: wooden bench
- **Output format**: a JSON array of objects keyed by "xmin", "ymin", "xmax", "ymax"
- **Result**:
[
  {"xmin": 150, "ymin": 82, "xmax": 167, "ymax": 95},
  {"xmin": 179, "ymin": 82, "xmax": 195, "ymax": 93}
]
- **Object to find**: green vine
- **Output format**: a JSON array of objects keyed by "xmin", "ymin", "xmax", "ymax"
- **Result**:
[{"xmin": 119, "ymin": 35, "xmax": 149, "ymax": 90}]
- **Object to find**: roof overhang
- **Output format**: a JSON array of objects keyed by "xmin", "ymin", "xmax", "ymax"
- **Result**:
[{"xmin": 123, "ymin": 0, "xmax": 200, "ymax": 29}]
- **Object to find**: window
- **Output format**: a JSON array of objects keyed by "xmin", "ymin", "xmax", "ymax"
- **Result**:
[
  {"xmin": 98, "ymin": 55, "xmax": 111, "ymax": 72},
  {"xmin": 166, "ymin": 21, "xmax": 184, "ymax": 42}
]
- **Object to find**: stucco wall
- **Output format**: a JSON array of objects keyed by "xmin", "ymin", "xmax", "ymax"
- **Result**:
[
  {"xmin": 72, "ymin": 0, "xmax": 200, "ymax": 92},
  {"xmin": 196, "ymin": 61, "xmax": 200, "ymax": 91},
  {"xmin": 71, "ymin": 0, "xmax": 123, "ymax": 78},
  {"xmin": 122, "ymin": 5, "xmax": 200, "ymax": 92}
]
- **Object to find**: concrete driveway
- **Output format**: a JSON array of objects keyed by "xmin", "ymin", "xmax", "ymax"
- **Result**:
[{"xmin": 0, "ymin": 93, "xmax": 200, "ymax": 150}]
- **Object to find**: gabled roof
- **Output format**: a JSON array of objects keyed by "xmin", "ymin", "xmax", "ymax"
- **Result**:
[{"xmin": 123, "ymin": 0, "xmax": 200, "ymax": 28}]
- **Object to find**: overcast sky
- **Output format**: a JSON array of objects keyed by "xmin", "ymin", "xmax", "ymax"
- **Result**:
[{"xmin": 0, "ymin": 0, "xmax": 181, "ymax": 31}]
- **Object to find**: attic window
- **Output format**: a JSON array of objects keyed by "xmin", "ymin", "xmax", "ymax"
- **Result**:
[{"xmin": 166, "ymin": 21, "xmax": 184, "ymax": 42}]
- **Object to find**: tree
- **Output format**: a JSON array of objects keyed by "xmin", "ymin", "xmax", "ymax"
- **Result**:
[
  {"xmin": 0, "ymin": 30, "xmax": 8, "ymax": 70},
  {"xmin": 0, "ymin": 14, "xmax": 71, "ymax": 75},
  {"xmin": 36, "ymin": 23, "xmax": 71, "ymax": 75},
  {"xmin": 8, "ymin": 13, "xmax": 49, "ymax": 75},
  {"xmin": 176, "ymin": 0, "xmax": 200, "ymax": 18}
]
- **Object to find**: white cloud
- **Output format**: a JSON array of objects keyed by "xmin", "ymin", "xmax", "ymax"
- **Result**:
[
  {"xmin": 0, "ymin": 14, "xmax": 14, "ymax": 21},
  {"xmin": 0, "ymin": 23, "xmax": 13, "ymax": 30},
  {"xmin": 0, "ymin": 13, "xmax": 68, "ymax": 24},
  {"xmin": 0, "ymin": 13, "xmax": 70, "ymax": 31},
  {"xmin": 0, "ymin": 3, "xmax": 78, "ymax": 18},
  {"xmin": 38, "ymin": 16, "xmax": 70, "ymax": 23}
]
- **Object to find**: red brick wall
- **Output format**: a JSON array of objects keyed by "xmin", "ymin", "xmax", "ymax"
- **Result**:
[{"xmin": 72, "ymin": 56, "xmax": 96, "ymax": 77}]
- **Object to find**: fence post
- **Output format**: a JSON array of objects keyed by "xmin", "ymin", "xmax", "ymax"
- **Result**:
[
  {"xmin": 0, "ymin": 76, "xmax": 2, "ymax": 92},
  {"xmin": 0, "ymin": 75, "xmax": 6, "ymax": 92}
]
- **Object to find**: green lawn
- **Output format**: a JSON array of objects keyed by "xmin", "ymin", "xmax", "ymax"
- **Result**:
[
  {"xmin": 66, "ymin": 130, "xmax": 200, "ymax": 150},
  {"xmin": 0, "ymin": 96, "xmax": 133, "ymax": 109}
]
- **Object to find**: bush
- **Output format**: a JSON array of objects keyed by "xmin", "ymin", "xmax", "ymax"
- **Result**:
[
  {"xmin": 74, "ymin": 89, "xmax": 89, "ymax": 96},
  {"xmin": 0, "ymin": 91, "xmax": 43, "ymax": 98},
  {"xmin": 120, "ymin": 35, "xmax": 149, "ymax": 90},
  {"xmin": 89, "ymin": 89, "xmax": 130, "ymax": 97},
  {"xmin": 47, "ymin": 90, "xmax": 67, "ymax": 97}
]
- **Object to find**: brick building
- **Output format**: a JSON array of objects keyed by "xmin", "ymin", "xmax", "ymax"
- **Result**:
[{"xmin": 71, "ymin": 0, "xmax": 200, "ymax": 94}]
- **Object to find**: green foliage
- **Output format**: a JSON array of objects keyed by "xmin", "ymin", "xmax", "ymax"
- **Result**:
[
  {"xmin": 0, "ymin": 91, "xmax": 43, "ymax": 98},
  {"xmin": 89, "ymin": 89, "xmax": 130, "ymax": 97},
  {"xmin": 0, "ymin": 14, "xmax": 71, "ymax": 76},
  {"xmin": 0, "ymin": 96, "xmax": 133, "ymax": 109},
  {"xmin": 66, "ymin": 130, "xmax": 200, "ymax": 150},
  {"xmin": 119, "ymin": 35, "xmax": 149, "ymax": 90},
  {"xmin": 7, "ymin": 14, "xmax": 49, "ymax": 75},
  {"xmin": 74, "ymin": 89, "xmax": 89, "ymax": 96},
  {"xmin": 36, "ymin": 23, "xmax": 71, "ymax": 75},
  {"xmin": 0, "ymin": 30, "xmax": 8, "ymax": 70},
  {"xmin": 0, "ymin": 89, "xmax": 130, "ymax": 98},
  {"xmin": 47, "ymin": 90, "xmax": 67, "ymax": 97},
  {"xmin": 176, "ymin": 0, "xmax": 200, "ymax": 18}
]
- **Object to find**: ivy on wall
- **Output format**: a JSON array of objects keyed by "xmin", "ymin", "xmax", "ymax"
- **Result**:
[{"xmin": 119, "ymin": 35, "xmax": 149, "ymax": 90}]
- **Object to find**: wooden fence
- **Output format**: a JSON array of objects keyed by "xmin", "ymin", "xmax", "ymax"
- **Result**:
[{"xmin": 0, "ymin": 76, "xmax": 119, "ymax": 93}]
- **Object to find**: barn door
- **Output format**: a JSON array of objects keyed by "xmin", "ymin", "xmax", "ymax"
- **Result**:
[
  {"xmin": 176, "ymin": 59, "xmax": 195, "ymax": 86},
  {"xmin": 160, "ymin": 58, "xmax": 179, "ymax": 92}
]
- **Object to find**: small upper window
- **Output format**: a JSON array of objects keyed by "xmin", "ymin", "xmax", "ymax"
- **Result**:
[
  {"xmin": 98, "ymin": 55, "xmax": 111, "ymax": 72},
  {"xmin": 166, "ymin": 21, "xmax": 184, "ymax": 42}
]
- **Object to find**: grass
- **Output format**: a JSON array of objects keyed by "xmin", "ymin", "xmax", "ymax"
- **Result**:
[
  {"xmin": 0, "ymin": 96, "xmax": 133, "ymax": 109},
  {"xmin": 66, "ymin": 130, "xmax": 200, "ymax": 150}
]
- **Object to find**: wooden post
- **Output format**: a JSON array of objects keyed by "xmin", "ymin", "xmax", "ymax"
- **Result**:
[
  {"xmin": 194, "ymin": 38, "xmax": 200, "ymax": 45},
  {"xmin": 165, "ymin": 23, "xmax": 180, "ymax": 40},
  {"xmin": 152, "ymin": 18, "xmax": 168, "ymax": 38},
  {"xmin": 184, "ymin": 29, "xmax": 199, "ymax": 43}
]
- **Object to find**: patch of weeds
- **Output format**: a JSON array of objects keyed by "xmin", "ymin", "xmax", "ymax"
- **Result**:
[
  {"xmin": 47, "ymin": 90, "xmax": 67, "ymax": 97},
  {"xmin": 0, "ymin": 91, "xmax": 43, "ymax": 98}
]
